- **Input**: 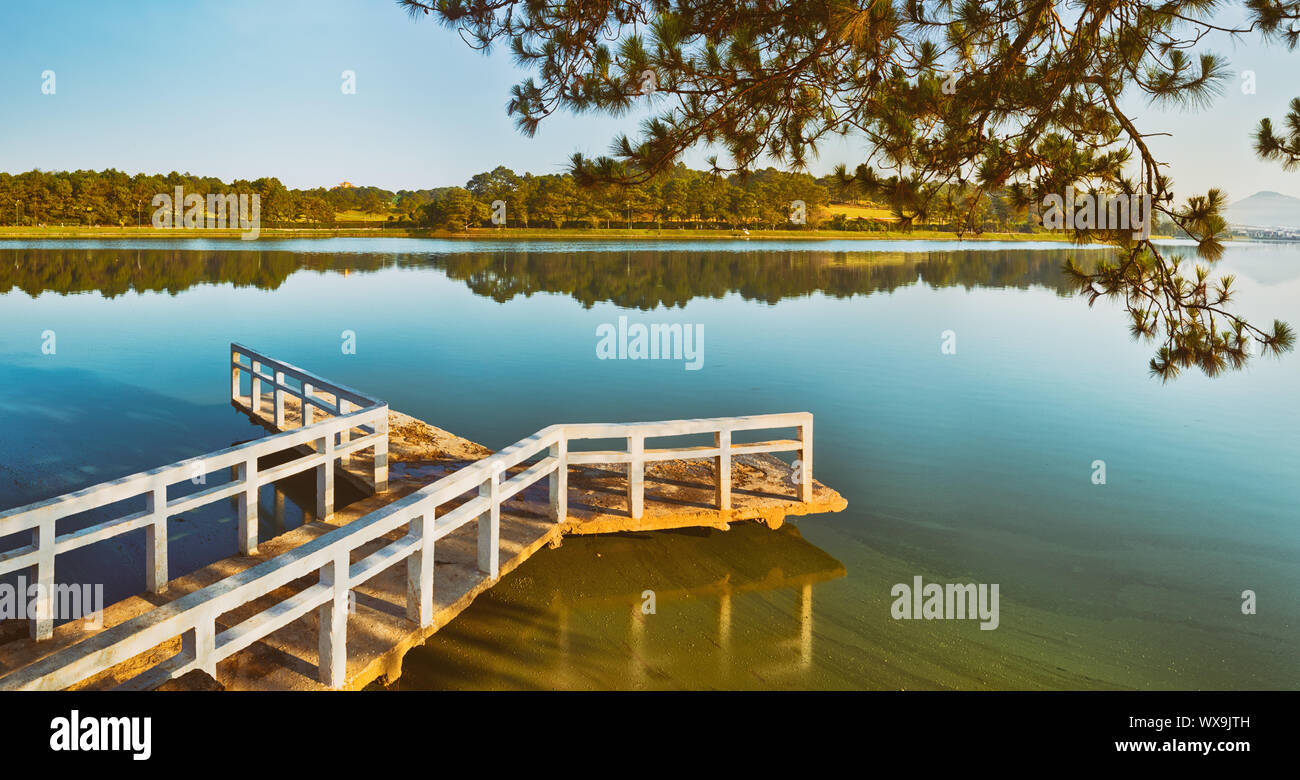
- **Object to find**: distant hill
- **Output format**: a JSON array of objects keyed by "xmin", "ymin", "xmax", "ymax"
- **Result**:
[{"xmin": 1226, "ymin": 191, "xmax": 1300, "ymax": 229}]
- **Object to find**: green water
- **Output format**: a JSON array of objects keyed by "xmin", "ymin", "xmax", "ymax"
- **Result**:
[{"xmin": 0, "ymin": 238, "xmax": 1295, "ymax": 689}]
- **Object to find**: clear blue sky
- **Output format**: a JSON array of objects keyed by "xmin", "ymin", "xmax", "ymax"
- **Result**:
[{"xmin": 1, "ymin": 0, "xmax": 1297, "ymax": 202}]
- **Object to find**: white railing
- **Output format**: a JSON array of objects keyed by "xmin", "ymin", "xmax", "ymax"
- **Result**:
[
  {"xmin": 561, "ymin": 414, "xmax": 813, "ymax": 516},
  {"xmin": 230, "ymin": 342, "xmax": 389, "ymax": 508},
  {"xmin": 0, "ymin": 344, "xmax": 388, "ymax": 642},
  {"xmin": 0, "ymin": 353, "xmax": 812, "ymax": 691}
]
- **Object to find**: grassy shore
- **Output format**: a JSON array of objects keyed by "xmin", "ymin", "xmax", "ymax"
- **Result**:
[{"xmin": 0, "ymin": 224, "xmax": 1094, "ymax": 241}]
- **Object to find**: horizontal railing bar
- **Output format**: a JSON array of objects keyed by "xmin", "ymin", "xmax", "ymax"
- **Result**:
[
  {"xmin": 727, "ymin": 439, "xmax": 803, "ymax": 455},
  {"xmin": 561, "ymin": 413, "xmax": 810, "ymax": 439},
  {"xmin": 432, "ymin": 495, "xmax": 490, "ymax": 541},
  {"xmin": 644, "ymin": 446, "xmax": 719, "ymax": 461},
  {"xmin": 255, "ymin": 451, "xmax": 328, "ymax": 488},
  {"xmin": 496, "ymin": 457, "xmax": 558, "ymax": 504},
  {"xmin": 235, "ymin": 398, "xmax": 381, "ymax": 438},
  {"xmin": 53, "ymin": 509, "xmax": 153, "ymax": 555},
  {"xmin": 433, "ymin": 429, "xmax": 562, "ymax": 492},
  {"xmin": 214, "ymin": 583, "xmax": 333, "ymax": 662},
  {"xmin": 334, "ymin": 431, "xmax": 383, "ymax": 457},
  {"xmin": 348, "ymin": 536, "xmax": 419, "ymax": 589},
  {"xmin": 568, "ymin": 441, "xmax": 798, "ymax": 465},
  {"xmin": 301, "ymin": 394, "xmax": 341, "ymax": 416},
  {"xmin": 0, "ymin": 479, "xmax": 153, "ymax": 534},
  {"xmin": 252, "ymin": 430, "xmax": 383, "ymax": 488},
  {"xmin": 2, "ymin": 607, "xmax": 200, "ymax": 691},
  {"xmin": 0, "ymin": 546, "xmax": 39, "ymax": 577},
  {"xmin": 566, "ymin": 450, "xmax": 632, "ymax": 465},
  {"xmin": 164, "ymin": 480, "xmax": 247, "ymax": 518}
]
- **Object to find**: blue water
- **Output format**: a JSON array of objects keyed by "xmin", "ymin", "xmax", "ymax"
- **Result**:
[{"xmin": 0, "ymin": 238, "xmax": 1295, "ymax": 689}]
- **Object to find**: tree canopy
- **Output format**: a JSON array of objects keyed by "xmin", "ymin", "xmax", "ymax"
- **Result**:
[
  {"xmin": 418, "ymin": 163, "xmax": 832, "ymax": 228},
  {"xmin": 0, "ymin": 169, "xmax": 400, "ymax": 227},
  {"xmin": 401, "ymin": 0, "xmax": 1300, "ymax": 379}
]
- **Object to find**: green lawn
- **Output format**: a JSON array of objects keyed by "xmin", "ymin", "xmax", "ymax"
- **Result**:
[{"xmin": 826, "ymin": 202, "xmax": 900, "ymax": 221}]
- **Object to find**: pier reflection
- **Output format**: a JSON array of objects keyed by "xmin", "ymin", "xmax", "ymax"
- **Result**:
[{"xmin": 383, "ymin": 522, "xmax": 846, "ymax": 690}]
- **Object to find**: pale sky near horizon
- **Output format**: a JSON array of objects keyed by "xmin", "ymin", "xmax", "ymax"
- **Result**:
[{"xmin": 1, "ymin": 0, "xmax": 1298, "ymax": 203}]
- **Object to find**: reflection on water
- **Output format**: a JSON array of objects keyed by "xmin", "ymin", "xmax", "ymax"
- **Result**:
[
  {"xmin": 380, "ymin": 523, "xmax": 845, "ymax": 690},
  {"xmin": 0, "ymin": 244, "xmax": 1111, "ymax": 305}
]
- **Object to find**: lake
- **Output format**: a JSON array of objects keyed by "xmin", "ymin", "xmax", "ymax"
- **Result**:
[{"xmin": 1, "ymin": 237, "xmax": 1296, "ymax": 689}]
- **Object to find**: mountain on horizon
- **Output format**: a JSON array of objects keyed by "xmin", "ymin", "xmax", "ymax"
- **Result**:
[{"xmin": 1226, "ymin": 190, "xmax": 1300, "ymax": 229}]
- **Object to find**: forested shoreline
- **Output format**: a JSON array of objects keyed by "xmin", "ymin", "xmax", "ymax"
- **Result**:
[{"xmin": 0, "ymin": 164, "xmax": 1057, "ymax": 234}]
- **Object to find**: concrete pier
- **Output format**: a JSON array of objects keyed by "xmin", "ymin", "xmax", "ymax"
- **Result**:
[{"xmin": 0, "ymin": 347, "xmax": 846, "ymax": 691}]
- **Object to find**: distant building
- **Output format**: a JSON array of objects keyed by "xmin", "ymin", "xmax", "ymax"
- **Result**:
[
  {"xmin": 337, "ymin": 181, "xmax": 356, "ymax": 189},
  {"xmin": 1234, "ymin": 224, "xmax": 1300, "ymax": 241}
]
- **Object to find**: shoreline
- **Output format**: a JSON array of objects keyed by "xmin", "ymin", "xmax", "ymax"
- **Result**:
[{"xmin": 0, "ymin": 226, "xmax": 1147, "ymax": 242}]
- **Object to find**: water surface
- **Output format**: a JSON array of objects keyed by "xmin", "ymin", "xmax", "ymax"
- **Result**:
[{"xmin": 1, "ymin": 238, "xmax": 1295, "ymax": 689}]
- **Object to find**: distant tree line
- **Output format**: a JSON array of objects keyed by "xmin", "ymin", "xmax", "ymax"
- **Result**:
[
  {"xmin": 0, "ymin": 164, "xmax": 1052, "ymax": 233},
  {"xmin": 0, "ymin": 165, "xmax": 835, "ymax": 230},
  {"xmin": 414, "ymin": 163, "xmax": 834, "ymax": 230},
  {"xmin": 0, "ymin": 170, "xmax": 390, "ymax": 228}
]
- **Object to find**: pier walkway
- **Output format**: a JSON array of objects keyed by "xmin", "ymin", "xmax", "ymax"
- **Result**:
[{"xmin": 0, "ymin": 345, "xmax": 845, "ymax": 690}]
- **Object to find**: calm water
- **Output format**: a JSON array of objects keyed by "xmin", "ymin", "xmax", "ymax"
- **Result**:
[{"xmin": 0, "ymin": 237, "xmax": 1296, "ymax": 689}]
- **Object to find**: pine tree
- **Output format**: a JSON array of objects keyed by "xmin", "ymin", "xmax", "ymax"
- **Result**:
[{"xmin": 400, "ymin": 0, "xmax": 1300, "ymax": 378}]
